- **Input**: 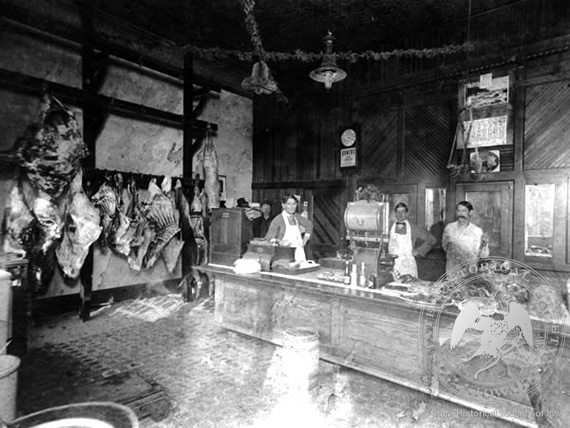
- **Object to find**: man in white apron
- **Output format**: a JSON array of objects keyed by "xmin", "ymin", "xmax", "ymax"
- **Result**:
[
  {"xmin": 442, "ymin": 201, "xmax": 489, "ymax": 272},
  {"xmin": 387, "ymin": 203, "xmax": 436, "ymax": 278},
  {"xmin": 265, "ymin": 194, "xmax": 314, "ymax": 263}
]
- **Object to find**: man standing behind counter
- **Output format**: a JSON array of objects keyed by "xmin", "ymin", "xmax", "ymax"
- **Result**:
[
  {"xmin": 265, "ymin": 194, "xmax": 313, "ymax": 263},
  {"xmin": 442, "ymin": 201, "xmax": 489, "ymax": 271},
  {"xmin": 252, "ymin": 200, "xmax": 274, "ymax": 238},
  {"xmin": 388, "ymin": 203, "xmax": 436, "ymax": 278}
]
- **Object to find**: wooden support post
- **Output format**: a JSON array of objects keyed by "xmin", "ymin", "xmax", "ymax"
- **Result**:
[
  {"xmin": 78, "ymin": 0, "xmax": 100, "ymax": 321},
  {"xmin": 181, "ymin": 52, "xmax": 196, "ymax": 289}
]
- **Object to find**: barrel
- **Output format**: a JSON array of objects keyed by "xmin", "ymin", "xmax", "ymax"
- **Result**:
[
  {"xmin": 281, "ymin": 327, "xmax": 320, "ymax": 391},
  {"xmin": 0, "ymin": 269, "xmax": 12, "ymax": 354},
  {"xmin": 9, "ymin": 402, "xmax": 139, "ymax": 428},
  {"xmin": 0, "ymin": 354, "xmax": 20, "ymax": 422}
]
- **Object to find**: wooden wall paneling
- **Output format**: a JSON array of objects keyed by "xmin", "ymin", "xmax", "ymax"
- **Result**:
[
  {"xmin": 312, "ymin": 187, "xmax": 343, "ymax": 259},
  {"xmin": 512, "ymin": 175, "xmax": 526, "ymax": 261},
  {"xmin": 505, "ymin": 70, "xmax": 517, "ymax": 166},
  {"xmin": 514, "ymin": 71, "xmax": 525, "ymax": 173},
  {"xmin": 327, "ymin": 105, "xmax": 345, "ymax": 180},
  {"xmin": 403, "ymin": 103, "xmax": 450, "ymax": 177},
  {"xmin": 564, "ymin": 177, "xmax": 570, "ymax": 266},
  {"xmin": 253, "ymin": 98, "xmax": 277, "ymax": 183},
  {"xmin": 296, "ymin": 98, "xmax": 318, "ymax": 181},
  {"xmin": 416, "ymin": 181, "xmax": 426, "ymax": 231},
  {"xmin": 397, "ymin": 106, "xmax": 404, "ymax": 179},
  {"xmin": 553, "ymin": 179, "xmax": 567, "ymax": 267},
  {"xmin": 524, "ymin": 80, "xmax": 570, "ymax": 169},
  {"xmin": 358, "ymin": 104, "xmax": 398, "ymax": 178}
]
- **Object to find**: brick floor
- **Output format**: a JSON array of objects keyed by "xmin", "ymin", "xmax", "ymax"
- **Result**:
[{"xmin": 15, "ymin": 293, "xmax": 527, "ymax": 427}]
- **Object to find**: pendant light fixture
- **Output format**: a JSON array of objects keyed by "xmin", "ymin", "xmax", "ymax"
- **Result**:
[
  {"xmin": 309, "ymin": 31, "xmax": 346, "ymax": 90},
  {"xmin": 241, "ymin": 60, "xmax": 278, "ymax": 94}
]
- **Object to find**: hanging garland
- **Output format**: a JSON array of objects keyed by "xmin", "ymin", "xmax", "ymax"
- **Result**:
[
  {"xmin": 184, "ymin": 42, "xmax": 471, "ymax": 63},
  {"xmin": 240, "ymin": 0, "xmax": 266, "ymax": 60}
]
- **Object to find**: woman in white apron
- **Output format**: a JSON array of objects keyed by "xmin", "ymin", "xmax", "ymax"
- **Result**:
[{"xmin": 265, "ymin": 194, "xmax": 314, "ymax": 263}]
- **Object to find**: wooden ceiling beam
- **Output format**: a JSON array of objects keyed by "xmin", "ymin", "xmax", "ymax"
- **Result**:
[
  {"xmin": 0, "ymin": 67, "xmax": 217, "ymax": 131},
  {"xmin": 1, "ymin": 0, "xmax": 250, "ymax": 98}
]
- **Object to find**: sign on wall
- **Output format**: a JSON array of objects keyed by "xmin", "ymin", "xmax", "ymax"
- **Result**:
[
  {"xmin": 340, "ymin": 147, "xmax": 357, "ymax": 168},
  {"xmin": 462, "ymin": 115, "xmax": 508, "ymax": 148}
]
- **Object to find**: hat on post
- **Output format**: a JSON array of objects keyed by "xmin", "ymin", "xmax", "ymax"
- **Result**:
[{"xmin": 236, "ymin": 197, "xmax": 250, "ymax": 208}]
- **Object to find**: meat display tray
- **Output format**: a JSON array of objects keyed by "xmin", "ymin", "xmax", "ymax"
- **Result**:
[{"xmin": 272, "ymin": 264, "xmax": 320, "ymax": 275}]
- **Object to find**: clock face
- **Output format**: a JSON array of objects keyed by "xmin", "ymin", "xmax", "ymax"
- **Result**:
[{"xmin": 341, "ymin": 129, "xmax": 357, "ymax": 147}]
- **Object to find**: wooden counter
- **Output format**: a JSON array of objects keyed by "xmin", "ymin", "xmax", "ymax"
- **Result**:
[{"xmin": 202, "ymin": 264, "xmax": 570, "ymax": 428}]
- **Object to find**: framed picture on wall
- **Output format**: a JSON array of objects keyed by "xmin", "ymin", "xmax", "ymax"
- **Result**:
[
  {"xmin": 218, "ymin": 175, "xmax": 226, "ymax": 201},
  {"xmin": 470, "ymin": 150, "xmax": 500, "ymax": 172}
]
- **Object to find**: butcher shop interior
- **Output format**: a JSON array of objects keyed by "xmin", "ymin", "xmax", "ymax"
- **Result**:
[{"xmin": 0, "ymin": 0, "xmax": 569, "ymax": 427}]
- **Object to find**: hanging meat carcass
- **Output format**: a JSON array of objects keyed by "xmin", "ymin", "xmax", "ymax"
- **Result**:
[
  {"xmin": 188, "ymin": 182, "xmax": 208, "ymax": 265},
  {"xmin": 4, "ymin": 173, "xmax": 64, "ymax": 294},
  {"xmin": 29, "ymin": 188, "xmax": 65, "ymax": 294},
  {"xmin": 159, "ymin": 176, "xmax": 183, "ymax": 272},
  {"xmin": 143, "ymin": 191, "xmax": 181, "ymax": 269},
  {"xmin": 127, "ymin": 188, "xmax": 153, "ymax": 271},
  {"xmin": 173, "ymin": 179, "xmax": 198, "ymax": 270},
  {"xmin": 202, "ymin": 129, "xmax": 220, "ymax": 211},
  {"xmin": 91, "ymin": 178, "xmax": 118, "ymax": 248},
  {"xmin": 128, "ymin": 223, "xmax": 155, "ymax": 271},
  {"xmin": 3, "ymin": 174, "xmax": 35, "ymax": 256},
  {"xmin": 161, "ymin": 235, "xmax": 184, "ymax": 273},
  {"xmin": 14, "ymin": 94, "xmax": 88, "ymax": 200},
  {"xmin": 56, "ymin": 170, "xmax": 102, "ymax": 279},
  {"xmin": 112, "ymin": 178, "xmax": 138, "ymax": 256}
]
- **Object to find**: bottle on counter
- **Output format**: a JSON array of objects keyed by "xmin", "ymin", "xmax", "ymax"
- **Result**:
[
  {"xmin": 358, "ymin": 262, "xmax": 367, "ymax": 287},
  {"xmin": 343, "ymin": 260, "xmax": 351, "ymax": 285},
  {"xmin": 350, "ymin": 263, "xmax": 358, "ymax": 287}
]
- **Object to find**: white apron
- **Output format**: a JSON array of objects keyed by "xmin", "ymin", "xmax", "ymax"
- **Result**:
[
  {"xmin": 281, "ymin": 212, "xmax": 306, "ymax": 262},
  {"xmin": 388, "ymin": 220, "xmax": 418, "ymax": 277}
]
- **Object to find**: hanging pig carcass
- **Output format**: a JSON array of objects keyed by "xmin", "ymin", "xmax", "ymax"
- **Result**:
[{"xmin": 202, "ymin": 130, "xmax": 220, "ymax": 211}]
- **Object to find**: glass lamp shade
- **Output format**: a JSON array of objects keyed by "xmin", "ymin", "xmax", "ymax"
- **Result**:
[
  {"xmin": 309, "ymin": 32, "xmax": 346, "ymax": 90},
  {"xmin": 309, "ymin": 64, "xmax": 347, "ymax": 90},
  {"xmin": 242, "ymin": 61, "xmax": 278, "ymax": 95}
]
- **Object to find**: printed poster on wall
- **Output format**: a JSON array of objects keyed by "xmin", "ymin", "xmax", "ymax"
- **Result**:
[{"xmin": 461, "ymin": 115, "xmax": 508, "ymax": 148}]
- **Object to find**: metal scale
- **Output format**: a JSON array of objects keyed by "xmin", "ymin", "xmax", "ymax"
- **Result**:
[{"xmin": 344, "ymin": 200, "xmax": 390, "ymax": 278}]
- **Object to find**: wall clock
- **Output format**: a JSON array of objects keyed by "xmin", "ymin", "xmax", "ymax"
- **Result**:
[
  {"xmin": 341, "ymin": 128, "xmax": 357, "ymax": 147},
  {"xmin": 340, "ymin": 126, "xmax": 359, "ymax": 171}
]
